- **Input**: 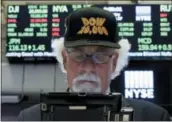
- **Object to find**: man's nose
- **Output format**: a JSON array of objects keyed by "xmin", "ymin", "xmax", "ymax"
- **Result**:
[{"xmin": 81, "ymin": 58, "xmax": 96, "ymax": 72}]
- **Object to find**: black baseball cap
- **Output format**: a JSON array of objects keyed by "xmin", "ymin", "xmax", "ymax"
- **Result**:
[{"xmin": 64, "ymin": 7, "xmax": 120, "ymax": 48}]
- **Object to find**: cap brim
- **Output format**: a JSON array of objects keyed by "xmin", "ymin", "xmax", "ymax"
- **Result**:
[{"xmin": 64, "ymin": 40, "xmax": 121, "ymax": 48}]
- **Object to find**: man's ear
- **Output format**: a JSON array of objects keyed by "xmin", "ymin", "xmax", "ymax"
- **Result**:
[
  {"xmin": 112, "ymin": 52, "xmax": 119, "ymax": 72},
  {"xmin": 62, "ymin": 49, "xmax": 67, "ymax": 71}
]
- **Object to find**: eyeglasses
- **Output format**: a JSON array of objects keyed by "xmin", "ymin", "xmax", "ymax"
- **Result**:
[{"xmin": 66, "ymin": 49, "xmax": 115, "ymax": 64}]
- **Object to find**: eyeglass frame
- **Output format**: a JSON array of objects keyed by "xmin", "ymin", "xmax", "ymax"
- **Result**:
[{"xmin": 65, "ymin": 48, "xmax": 116, "ymax": 64}]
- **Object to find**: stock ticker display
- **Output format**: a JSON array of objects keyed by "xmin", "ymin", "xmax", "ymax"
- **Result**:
[{"xmin": 6, "ymin": 4, "xmax": 172, "ymax": 62}]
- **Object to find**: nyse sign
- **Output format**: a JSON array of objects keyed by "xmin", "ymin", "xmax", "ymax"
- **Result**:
[
  {"xmin": 124, "ymin": 70, "xmax": 154, "ymax": 99},
  {"xmin": 125, "ymin": 88, "xmax": 154, "ymax": 99}
]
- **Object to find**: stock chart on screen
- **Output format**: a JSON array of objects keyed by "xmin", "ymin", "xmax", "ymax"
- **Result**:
[{"xmin": 6, "ymin": 4, "xmax": 172, "ymax": 62}]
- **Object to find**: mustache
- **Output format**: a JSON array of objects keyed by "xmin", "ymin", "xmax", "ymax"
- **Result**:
[{"xmin": 73, "ymin": 73, "xmax": 101, "ymax": 84}]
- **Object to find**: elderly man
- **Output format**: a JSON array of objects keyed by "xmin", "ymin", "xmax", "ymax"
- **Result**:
[{"xmin": 18, "ymin": 7, "xmax": 171, "ymax": 121}]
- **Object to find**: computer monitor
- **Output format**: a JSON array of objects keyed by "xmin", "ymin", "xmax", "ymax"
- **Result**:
[{"xmin": 40, "ymin": 92, "xmax": 122, "ymax": 121}]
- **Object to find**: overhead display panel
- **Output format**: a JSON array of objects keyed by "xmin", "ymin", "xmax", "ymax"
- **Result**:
[{"xmin": 6, "ymin": 4, "xmax": 172, "ymax": 62}]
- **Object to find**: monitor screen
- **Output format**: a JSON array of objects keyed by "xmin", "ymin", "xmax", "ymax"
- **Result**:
[{"xmin": 6, "ymin": 4, "xmax": 172, "ymax": 62}]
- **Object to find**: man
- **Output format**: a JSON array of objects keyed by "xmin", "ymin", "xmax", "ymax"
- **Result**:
[{"xmin": 18, "ymin": 7, "xmax": 171, "ymax": 121}]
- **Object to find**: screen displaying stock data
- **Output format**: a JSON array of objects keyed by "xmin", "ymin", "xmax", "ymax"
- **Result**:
[{"xmin": 6, "ymin": 4, "xmax": 172, "ymax": 62}]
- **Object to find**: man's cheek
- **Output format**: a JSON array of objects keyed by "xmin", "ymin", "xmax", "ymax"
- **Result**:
[
  {"xmin": 96, "ymin": 66, "xmax": 108, "ymax": 82},
  {"xmin": 67, "ymin": 60, "xmax": 80, "ymax": 78},
  {"xmin": 67, "ymin": 58, "xmax": 75, "ymax": 68}
]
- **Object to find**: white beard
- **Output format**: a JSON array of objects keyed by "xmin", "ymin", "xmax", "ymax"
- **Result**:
[
  {"xmin": 71, "ymin": 82, "xmax": 101, "ymax": 93},
  {"xmin": 71, "ymin": 73, "xmax": 102, "ymax": 93}
]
